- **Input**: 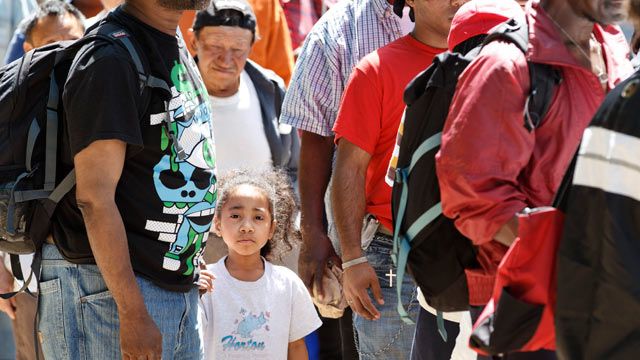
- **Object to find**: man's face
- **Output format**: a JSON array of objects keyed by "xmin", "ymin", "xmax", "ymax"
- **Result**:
[
  {"xmin": 411, "ymin": 0, "xmax": 469, "ymax": 41},
  {"xmin": 192, "ymin": 26, "xmax": 253, "ymax": 95},
  {"xmin": 568, "ymin": 0, "xmax": 629, "ymax": 24},
  {"xmin": 517, "ymin": 0, "xmax": 528, "ymax": 8},
  {"xmin": 23, "ymin": 13, "xmax": 84, "ymax": 52},
  {"xmin": 157, "ymin": 0, "xmax": 208, "ymax": 11}
]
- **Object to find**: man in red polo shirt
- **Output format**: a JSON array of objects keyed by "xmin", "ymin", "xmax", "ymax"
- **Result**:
[{"xmin": 330, "ymin": 0, "xmax": 467, "ymax": 357}]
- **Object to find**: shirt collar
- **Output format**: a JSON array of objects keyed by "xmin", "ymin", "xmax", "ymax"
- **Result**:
[{"xmin": 370, "ymin": 0, "xmax": 393, "ymax": 20}]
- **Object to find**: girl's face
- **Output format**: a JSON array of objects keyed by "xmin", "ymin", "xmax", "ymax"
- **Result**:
[{"xmin": 214, "ymin": 185, "xmax": 276, "ymax": 258}]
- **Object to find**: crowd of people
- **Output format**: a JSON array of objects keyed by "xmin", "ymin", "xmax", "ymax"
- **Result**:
[{"xmin": 0, "ymin": 0, "xmax": 639, "ymax": 359}]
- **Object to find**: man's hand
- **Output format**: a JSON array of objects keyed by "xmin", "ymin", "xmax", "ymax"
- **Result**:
[
  {"xmin": 0, "ymin": 264, "xmax": 16, "ymax": 320},
  {"xmin": 298, "ymin": 228, "xmax": 339, "ymax": 298},
  {"xmin": 343, "ymin": 262, "xmax": 383, "ymax": 321},
  {"xmin": 120, "ymin": 312, "xmax": 162, "ymax": 360}
]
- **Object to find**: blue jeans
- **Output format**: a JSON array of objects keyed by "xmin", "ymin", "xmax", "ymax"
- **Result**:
[
  {"xmin": 352, "ymin": 234, "xmax": 419, "ymax": 359},
  {"xmin": 37, "ymin": 244, "xmax": 202, "ymax": 360},
  {"xmin": 0, "ymin": 311, "xmax": 15, "ymax": 360}
]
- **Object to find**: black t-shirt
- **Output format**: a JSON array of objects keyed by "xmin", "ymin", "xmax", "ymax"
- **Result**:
[{"xmin": 52, "ymin": 8, "xmax": 217, "ymax": 292}]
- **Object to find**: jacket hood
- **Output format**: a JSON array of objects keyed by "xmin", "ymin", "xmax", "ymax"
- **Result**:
[{"xmin": 447, "ymin": 0, "xmax": 524, "ymax": 51}]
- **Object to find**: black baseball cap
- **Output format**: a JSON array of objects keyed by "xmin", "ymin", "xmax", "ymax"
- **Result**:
[{"xmin": 192, "ymin": 0, "xmax": 256, "ymax": 34}]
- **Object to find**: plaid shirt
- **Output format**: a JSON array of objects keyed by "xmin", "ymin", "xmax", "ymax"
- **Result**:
[
  {"xmin": 281, "ymin": 0, "xmax": 404, "ymax": 136},
  {"xmin": 282, "ymin": 0, "xmax": 322, "ymax": 50}
]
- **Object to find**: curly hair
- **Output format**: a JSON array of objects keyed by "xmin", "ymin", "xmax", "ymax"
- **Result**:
[{"xmin": 215, "ymin": 168, "xmax": 300, "ymax": 261}]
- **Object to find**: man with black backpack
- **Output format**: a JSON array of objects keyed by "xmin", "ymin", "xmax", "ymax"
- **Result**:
[
  {"xmin": 330, "ymin": 0, "xmax": 466, "ymax": 357},
  {"xmin": 388, "ymin": 3, "xmax": 527, "ymax": 359},
  {"xmin": 436, "ymin": 0, "xmax": 633, "ymax": 358},
  {"xmin": 29, "ymin": 0, "xmax": 216, "ymax": 358}
]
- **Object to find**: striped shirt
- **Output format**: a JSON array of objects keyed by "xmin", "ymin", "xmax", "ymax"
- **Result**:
[{"xmin": 281, "ymin": 0, "xmax": 404, "ymax": 136}]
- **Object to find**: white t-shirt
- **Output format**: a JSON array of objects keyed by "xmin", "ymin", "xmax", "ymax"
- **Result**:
[
  {"xmin": 209, "ymin": 71, "xmax": 273, "ymax": 176},
  {"xmin": 199, "ymin": 257, "xmax": 322, "ymax": 359}
]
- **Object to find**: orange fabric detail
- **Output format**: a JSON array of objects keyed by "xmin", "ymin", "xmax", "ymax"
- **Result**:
[{"xmin": 247, "ymin": 0, "xmax": 295, "ymax": 85}]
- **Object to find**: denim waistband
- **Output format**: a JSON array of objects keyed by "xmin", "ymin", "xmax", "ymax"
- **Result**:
[
  {"xmin": 42, "ymin": 244, "xmax": 66, "ymax": 261},
  {"xmin": 372, "ymin": 232, "xmax": 393, "ymax": 246}
]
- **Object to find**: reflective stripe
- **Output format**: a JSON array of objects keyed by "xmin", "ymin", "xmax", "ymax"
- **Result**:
[{"xmin": 574, "ymin": 127, "xmax": 640, "ymax": 202}]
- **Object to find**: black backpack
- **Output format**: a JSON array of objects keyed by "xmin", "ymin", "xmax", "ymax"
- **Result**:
[
  {"xmin": 0, "ymin": 21, "xmax": 172, "ymax": 298},
  {"xmin": 391, "ymin": 19, "xmax": 562, "ymax": 330}
]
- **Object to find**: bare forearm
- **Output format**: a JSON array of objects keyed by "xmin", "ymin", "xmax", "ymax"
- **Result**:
[
  {"xmin": 80, "ymin": 201, "xmax": 147, "ymax": 317},
  {"xmin": 331, "ymin": 162, "xmax": 366, "ymax": 261},
  {"xmin": 299, "ymin": 131, "xmax": 334, "ymax": 236}
]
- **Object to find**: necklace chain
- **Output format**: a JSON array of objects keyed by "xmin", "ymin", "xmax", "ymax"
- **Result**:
[{"xmin": 546, "ymin": 14, "xmax": 608, "ymax": 85}]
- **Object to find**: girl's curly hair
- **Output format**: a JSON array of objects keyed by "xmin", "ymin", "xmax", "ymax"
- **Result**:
[{"xmin": 215, "ymin": 168, "xmax": 300, "ymax": 261}]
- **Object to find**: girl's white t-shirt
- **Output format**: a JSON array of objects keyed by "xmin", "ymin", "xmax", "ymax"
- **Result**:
[{"xmin": 199, "ymin": 257, "xmax": 322, "ymax": 359}]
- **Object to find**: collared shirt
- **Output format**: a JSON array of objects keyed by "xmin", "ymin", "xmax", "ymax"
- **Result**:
[
  {"xmin": 280, "ymin": 0, "xmax": 405, "ymax": 136},
  {"xmin": 282, "ymin": 0, "xmax": 323, "ymax": 51}
]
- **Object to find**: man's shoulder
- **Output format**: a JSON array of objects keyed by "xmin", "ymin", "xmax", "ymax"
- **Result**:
[
  {"xmin": 305, "ymin": 0, "xmax": 355, "ymax": 44},
  {"xmin": 472, "ymin": 40, "xmax": 529, "ymax": 75},
  {"xmin": 314, "ymin": 0, "xmax": 353, "ymax": 28}
]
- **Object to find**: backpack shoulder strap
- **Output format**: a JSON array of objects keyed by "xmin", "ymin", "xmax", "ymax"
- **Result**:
[
  {"xmin": 42, "ymin": 25, "xmax": 171, "ymax": 215},
  {"xmin": 482, "ymin": 18, "xmax": 529, "ymax": 53},
  {"xmin": 80, "ymin": 23, "xmax": 171, "ymax": 95},
  {"xmin": 483, "ymin": 18, "xmax": 562, "ymax": 131}
]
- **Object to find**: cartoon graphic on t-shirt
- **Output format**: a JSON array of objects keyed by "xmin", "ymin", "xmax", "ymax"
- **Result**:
[
  {"xmin": 145, "ymin": 58, "xmax": 217, "ymax": 275},
  {"xmin": 221, "ymin": 309, "xmax": 271, "ymax": 352}
]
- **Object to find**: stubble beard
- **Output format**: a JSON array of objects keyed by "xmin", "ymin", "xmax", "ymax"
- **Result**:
[{"xmin": 157, "ymin": 0, "xmax": 209, "ymax": 11}]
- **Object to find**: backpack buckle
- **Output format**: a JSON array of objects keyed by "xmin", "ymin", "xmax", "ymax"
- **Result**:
[
  {"xmin": 395, "ymin": 168, "xmax": 404, "ymax": 184},
  {"xmin": 501, "ymin": 18, "xmax": 523, "ymax": 33}
]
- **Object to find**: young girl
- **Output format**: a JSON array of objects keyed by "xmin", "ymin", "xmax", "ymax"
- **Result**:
[{"xmin": 198, "ymin": 169, "xmax": 322, "ymax": 359}]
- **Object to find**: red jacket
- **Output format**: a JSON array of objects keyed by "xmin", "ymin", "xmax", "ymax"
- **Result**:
[{"xmin": 435, "ymin": 1, "xmax": 632, "ymax": 306}]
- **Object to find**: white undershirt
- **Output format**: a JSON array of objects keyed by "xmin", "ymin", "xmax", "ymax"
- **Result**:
[{"xmin": 209, "ymin": 71, "xmax": 273, "ymax": 176}]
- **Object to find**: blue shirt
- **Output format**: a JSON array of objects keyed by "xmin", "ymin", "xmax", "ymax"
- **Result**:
[{"xmin": 0, "ymin": 0, "xmax": 37, "ymax": 62}]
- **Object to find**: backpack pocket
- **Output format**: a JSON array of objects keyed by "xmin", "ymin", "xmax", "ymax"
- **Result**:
[
  {"xmin": 470, "ymin": 287, "xmax": 544, "ymax": 354},
  {"xmin": 0, "ymin": 166, "xmax": 38, "ymax": 254}
]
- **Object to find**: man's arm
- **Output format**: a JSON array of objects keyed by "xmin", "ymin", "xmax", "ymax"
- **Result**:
[
  {"xmin": 331, "ymin": 139, "xmax": 383, "ymax": 321},
  {"xmin": 74, "ymin": 139, "xmax": 162, "ymax": 360},
  {"xmin": 298, "ymin": 131, "xmax": 338, "ymax": 296},
  {"xmin": 436, "ymin": 45, "xmax": 532, "ymax": 246}
]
